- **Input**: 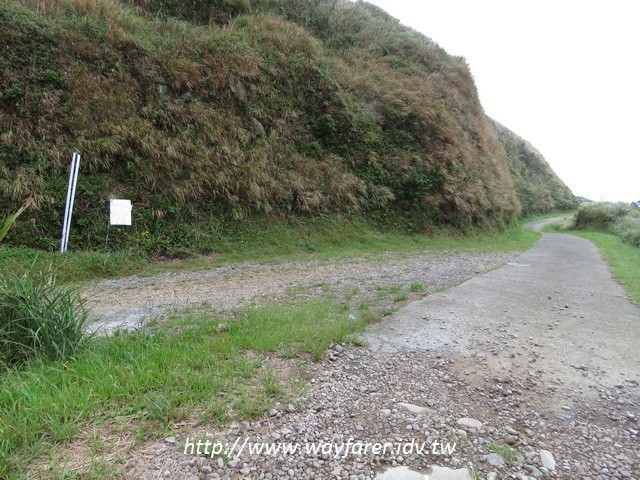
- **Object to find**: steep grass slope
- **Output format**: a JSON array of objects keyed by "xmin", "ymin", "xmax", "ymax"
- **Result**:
[
  {"xmin": 493, "ymin": 120, "xmax": 577, "ymax": 215},
  {"xmin": 0, "ymin": 0, "xmax": 565, "ymax": 253}
]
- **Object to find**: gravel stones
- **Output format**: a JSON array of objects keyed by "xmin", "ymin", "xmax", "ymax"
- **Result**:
[
  {"xmin": 122, "ymin": 346, "xmax": 639, "ymax": 479},
  {"xmin": 397, "ymin": 403, "xmax": 438, "ymax": 416},
  {"xmin": 483, "ymin": 453, "xmax": 505, "ymax": 468},
  {"xmin": 539, "ymin": 450, "xmax": 556, "ymax": 471},
  {"xmin": 456, "ymin": 418, "xmax": 482, "ymax": 429},
  {"xmin": 84, "ymin": 251, "xmax": 516, "ymax": 333},
  {"xmin": 80, "ymin": 244, "xmax": 639, "ymax": 479}
]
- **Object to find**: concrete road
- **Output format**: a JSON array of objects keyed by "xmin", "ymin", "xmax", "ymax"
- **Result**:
[{"xmin": 364, "ymin": 218, "xmax": 640, "ymax": 403}]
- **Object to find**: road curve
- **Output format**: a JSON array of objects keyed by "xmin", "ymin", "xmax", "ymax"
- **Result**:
[{"xmin": 364, "ymin": 219, "xmax": 640, "ymax": 401}]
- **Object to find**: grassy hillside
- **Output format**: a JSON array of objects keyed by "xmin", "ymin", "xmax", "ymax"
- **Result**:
[
  {"xmin": 493, "ymin": 120, "xmax": 577, "ymax": 215},
  {"xmin": 0, "ymin": 0, "xmax": 565, "ymax": 254}
]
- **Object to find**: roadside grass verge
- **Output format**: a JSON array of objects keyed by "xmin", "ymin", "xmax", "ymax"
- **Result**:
[
  {"xmin": 0, "ymin": 300, "xmax": 373, "ymax": 478},
  {"xmin": 564, "ymin": 230, "xmax": 640, "ymax": 306},
  {"xmin": 0, "ymin": 215, "xmax": 542, "ymax": 284}
]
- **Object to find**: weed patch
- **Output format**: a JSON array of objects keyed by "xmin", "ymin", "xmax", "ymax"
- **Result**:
[
  {"xmin": 0, "ymin": 299, "xmax": 371, "ymax": 477},
  {"xmin": 487, "ymin": 441, "xmax": 518, "ymax": 462}
]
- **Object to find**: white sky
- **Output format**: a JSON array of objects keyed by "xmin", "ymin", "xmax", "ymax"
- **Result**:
[{"xmin": 366, "ymin": 0, "xmax": 639, "ymax": 202}]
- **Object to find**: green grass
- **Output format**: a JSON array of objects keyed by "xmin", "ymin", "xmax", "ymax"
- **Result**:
[
  {"xmin": 409, "ymin": 282, "xmax": 424, "ymax": 292},
  {"xmin": 0, "ymin": 246, "xmax": 146, "ymax": 284},
  {"xmin": 0, "ymin": 268, "xmax": 91, "ymax": 364},
  {"xmin": 565, "ymin": 230, "xmax": 640, "ymax": 305},
  {"xmin": 393, "ymin": 293, "xmax": 408, "ymax": 302},
  {"xmin": 0, "ymin": 299, "xmax": 373, "ymax": 478},
  {"xmin": 487, "ymin": 441, "xmax": 518, "ymax": 462}
]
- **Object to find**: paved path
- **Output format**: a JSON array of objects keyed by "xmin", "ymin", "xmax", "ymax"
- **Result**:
[{"xmin": 364, "ymin": 218, "xmax": 640, "ymax": 400}]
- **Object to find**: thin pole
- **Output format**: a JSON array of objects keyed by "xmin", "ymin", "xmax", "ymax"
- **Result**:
[
  {"xmin": 60, "ymin": 154, "xmax": 75, "ymax": 252},
  {"xmin": 60, "ymin": 152, "xmax": 80, "ymax": 253}
]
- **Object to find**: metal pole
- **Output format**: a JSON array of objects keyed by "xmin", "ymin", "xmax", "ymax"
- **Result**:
[
  {"xmin": 60, "ymin": 154, "xmax": 75, "ymax": 253},
  {"xmin": 66, "ymin": 153, "xmax": 80, "ymax": 251},
  {"xmin": 60, "ymin": 152, "xmax": 80, "ymax": 253}
]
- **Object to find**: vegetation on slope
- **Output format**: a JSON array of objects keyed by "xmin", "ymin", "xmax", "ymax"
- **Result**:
[
  {"xmin": 493, "ymin": 120, "xmax": 577, "ymax": 215},
  {"xmin": 1, "ymin": 0, "xmax": 525, "ymax": 254}
]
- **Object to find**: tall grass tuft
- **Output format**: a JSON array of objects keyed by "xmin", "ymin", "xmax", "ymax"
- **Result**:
[{"xmin": 0, "ymin": 268, "xmax": 91, "ymax": 365}]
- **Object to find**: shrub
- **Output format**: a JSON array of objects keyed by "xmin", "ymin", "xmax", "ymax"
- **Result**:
[
  {"xmin": 574, "ymin": 202, "xmax": 631, "ymax": 230},
  {"xmin": 611, "ymin": 215, "xmax": 640, "ymax": 248},
  {"xmin": 573, "ymin": 202, "xmax": 640, "ymax": 249},
  {"xmin": 0, "ymin": 268, "xmax": 91, "ymax": 365}
]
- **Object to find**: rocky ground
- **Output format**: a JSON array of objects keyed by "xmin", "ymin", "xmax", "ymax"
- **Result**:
[
  {"xmin": 122, "ymin": 345, "xmax": 638, "ymax": 480},
  {"xmin": 78, "ymin": 239, "xmax": 639, "ymax": 479}
]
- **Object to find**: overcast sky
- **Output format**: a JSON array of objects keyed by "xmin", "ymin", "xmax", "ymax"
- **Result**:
[{"xmin": 366, "ymin": 0, "xmax": 639, "ymax": 202}]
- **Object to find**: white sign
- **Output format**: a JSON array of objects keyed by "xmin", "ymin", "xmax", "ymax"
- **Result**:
[{"xmin": 109, "ymin": 199, "xmax": 132, "ymax": 226}]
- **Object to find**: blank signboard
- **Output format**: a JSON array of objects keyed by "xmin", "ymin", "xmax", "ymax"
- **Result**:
[{"xmin": 109, "ymin": 199, "xmax": 132, "ymax": 225}]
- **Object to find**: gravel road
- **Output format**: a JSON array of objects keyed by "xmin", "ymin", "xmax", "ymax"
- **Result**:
[
  {"xmin": 73, "ymin": 225, "xmax": 639, "ymax": 479},
  {"xmin": 83, "ymin": 250, "xmax": 514, "ymax": 334}
]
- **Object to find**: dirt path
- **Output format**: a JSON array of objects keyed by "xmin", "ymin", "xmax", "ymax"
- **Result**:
[{"xmin": 83, "ymin": 250, "xmax": 515, "ymax": 333}]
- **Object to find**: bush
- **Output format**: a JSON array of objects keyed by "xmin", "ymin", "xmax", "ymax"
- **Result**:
[
  {"xmin": 574, "ymin": 202, "xmax": 630, "ymax": 230},
  {"xmin": 0, "ymin": 268, "xmax": 91, "ymax": 365},
  {"xmin": 611, "ymin": 215, "xmax": 640, "ymax": 248},
  {"xmin": 573, "ymin": 202, "xmax": 640, "ymax": 249}
]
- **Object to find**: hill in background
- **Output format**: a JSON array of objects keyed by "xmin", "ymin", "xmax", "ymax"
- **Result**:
[
  {"xmin": 1, "ymin": 0, "xmax": 574, "ymax": 253},
  {"xmin": 493, "ymin": 120, "xmax": 576, "ymax": 215}
]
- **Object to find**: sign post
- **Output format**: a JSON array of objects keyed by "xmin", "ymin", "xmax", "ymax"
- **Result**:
[
  {"xmin": 109, "ymin": 199, "xmax": 132, "ymax": 226},
  {"xmin": 60, "ymin": 152, "xmax": 80, "ymax": 253},
  {"xmin": 105, "ymin": 199, "xmax": 132, "ymax": 249}
]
